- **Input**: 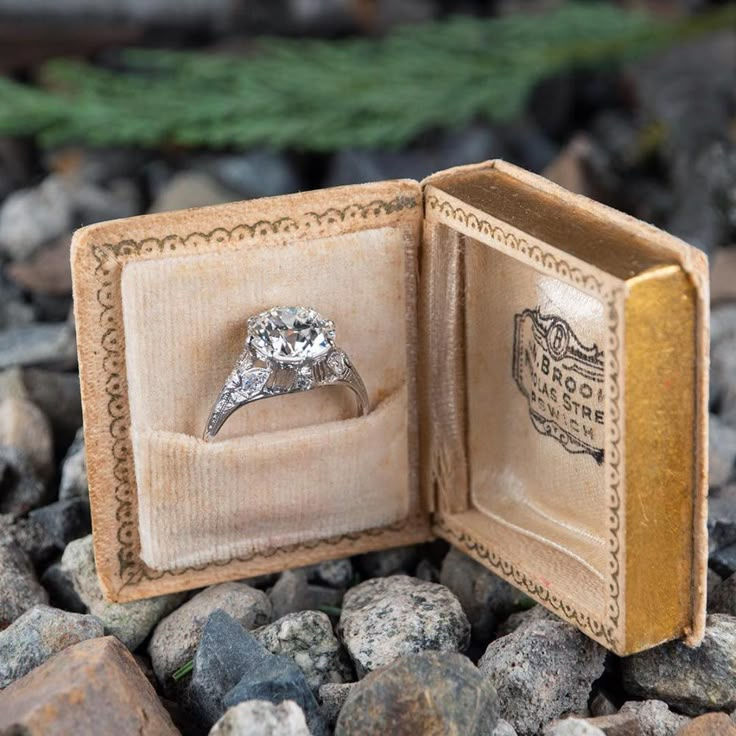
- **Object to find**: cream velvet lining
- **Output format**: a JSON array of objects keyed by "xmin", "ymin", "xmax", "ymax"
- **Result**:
[
  {"xmin": 120, "ymin": 227, "xmax": 413, "ymax": 571},
  {"xmin": 464, "ymin": 238, "xmax": 608, "ymax": 584}
]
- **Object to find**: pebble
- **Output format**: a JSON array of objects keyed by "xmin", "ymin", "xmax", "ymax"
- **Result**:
[
  {"xmin": 253, "ymin": 610, "xmax": 352, "ymax": 691},
  {"xmin": 318, "ymin": 682, "xmax": 355, "ymax": 728},
  {"xmin": 306, "ymin": 557, "xmax": 354, "ymax": 589},
  {"xmin": 209, "ymin": 699, "xmax": 310, "ymax": 736},
  {"xmin": 440, "ymin": 547, "xmax": 532, "ymax": 641},
  {"xmin": 269, "ymin": 568, "xmax": 342, "ymax": 619},
  {"xmin": 338, "ymin": 575, "xmax": 470, "ymax": 677},
  {"xmin": 335, "ymin": 651, "xmax": 499, "ymax": 736},
  {"xmin": 676, "ymin": 712, "xmax": 736, "ymax": 735},
  {"xmin": 710, "ymin": 415, "xmax": 736, "ymax": 489},
  {"xmin": 188, "ymin": 610, "xmax": 325, "ymax": 734},
  {"xmin": 354, "ymin": 546, "xmax": 419, "ymax": 578},
  {"xmin": 619, "ymin": 698, "xmax": 690, "ymax": 735},
  {"xmin": 0, "ymin": 175, "xmax": 71, "ymax": 261},
  {"xmin": 29, "ymin": 497, "xmax": 91, "ymax": 549},
  {"xmin": 0, "ymin": 604, "xmax": 103, "ymax": 688},
  {"xmin": 622, "ymin": 613, "xmax": 736, "ymax": 715},
  {"xmin": 148, "ymin": 581, "xmax": 271, "ymax": 685},
  {"xmin": 0, "ymin": 542, "xmax": 48, "ymax": 627},
  {"xmin": 71, "ymin": 178, "xmax": 141, "ymax": 224},
  {"xmin": 60, "ymin": 535, "xmax": 184, "ymax": 650},
  {"xmin": 0, "ymin": 322, "xmax": 77, "ymax": 371},
  {"xmin": 0, "ymin": 397, "xmax": 53, "ymax": 481},
  {"xmin": 0, "ymin": 513, "xmax": 57, "ymax": 566},
  {"xmin": 202, "ymin": 150, "xmax": 300, "ymax": 198},
  {"xmin": 493, "ymin": 720, "xmax": 518, "ymax": 736},
  {"xmin": 0, "ymin": 445, "xmax": 47, "ymax": 514},
  {"xmin": 478, "ymin": 616, "xmax": 606, "ymax": 736},
  {"xmin": 22, "ymin": 369, "xmax": 82, "ymax": 450},
  {"xmin": 543, "ymin": 720, "xmax": 605, "ymax": 736},
  {"xmin": 0, "ymin": 278, "xmax": 35, "ymax": 330},
  {"xmin": 0, "ymin": 636, "xmax": 179, "ymax": 735},
  {"xmin": 711, "ymin": 543, "xmax": 736, "ymax": 579},
  {"xmin": 148, "ymin": 170, "xmax": 238, "ymax": 213},
  {"xmin": 709, "ymin": 574, "xmax": 736, "ymax": 616},
  {"xmin": 58, "ymin": 426, "xmax": 88, "ymax": 500},
  {"xmin": 40, "ymin": 562, "xmax": 86, "ymax": 613},
  {"xmin": 6, "ymin": 234, "xmax": 73, "ymax": 296}
]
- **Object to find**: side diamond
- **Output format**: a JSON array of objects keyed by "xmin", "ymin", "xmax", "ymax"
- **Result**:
[
  {"xmin": 231, "ymin": 368, "xmax": 269, "ymax": 402},
  {"xmin": 327, "ymin": 350, "xmax": 347, "ymax": 377}
]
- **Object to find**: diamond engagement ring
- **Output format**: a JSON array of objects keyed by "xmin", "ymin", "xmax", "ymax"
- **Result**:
[{"xmin": 203, "ymin": 306, "xmax": 369, "ymax": 441}]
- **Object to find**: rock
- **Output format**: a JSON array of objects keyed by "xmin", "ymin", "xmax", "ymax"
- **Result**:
[
  {"xmin": 307, "ymin": 557, "xmax": 354, "ymax": 589},
  {"xmin": 589, "ymin": 691, "xmax": 617, "ymax": 718},
  {"xmin": 6, "ymin": 234, "xmax": 73, "ymax": 296},
  {"xmin": 0, "ymin": 513, "xmax": 56, "ymax": 566},
  {"xmin": 45, "ymin": 146, "xmax": 147, "ymax": 185},
  {"xmin": 711, "ymin": 543, "xmax": 736, "ymax": 579},
  {"xmin": 58, "ymin": 426, "xmax": 88, "ymax": 500},
  {"xmin": 709, "ymin": 485, "xmax": 736, "ymax": 554},
  {"xmin": 188, "ymin": 610, "xmax": 325, "ymax": 734},
  {"xmin": 709, "ymin": 569, "xmax": 724, "ymax": 609},
  {"xmin": 0, "ymin": 277, "xmax": 35, "ymax": 330},
  {"xmin": 706, "ymin": 574, "xmax": 736, "ymax": 617},
  {"xmin": 494, "ymin": 720, "xmax": 518, "ymax": 736},
  {"xmin": 543, "ymin": 134, "xmax": 607, "ymax": 199},
  {"xmin": 622, "ymin": 613, "xmax": 736, "ymax": 715},
  {"xmin": 492, "ymin": 601, "xmax": 558, "ymax": 638},
  {"xmin": 149, "ymin": 581, "xmax": 271, "ymax": 685},
  {"xmin": 338, "ymin": 575, "xmax": 470, "ymax": 677},
  {"xmin": 440, "ymin": 547, "xmax": 532, "ymax": 641},
  {"xmin": 71, "ymin": 178, "xmax": 141, "ymax": 224},
  {"xmin": 354, "ymin": 546, "xmax": 419, "ymax": 578},
  {"xmin": 0, "ymin": 604, "xmax": 103, "ymax": 688},
  {"xmin": 619, "ymin": 699, "xmax": 690, "ymax": 735},
  {"xmin": 149, "ymin": 171, "xmax": 238, "ymax": 213},
  {"xmin": 478, "ymin": 616, "xmax": 606, "ymax": 736},
  {"xmin": 209, "ymin": 699, "xmax": 311, "ymax": 736},
  {"xmin": 0, "ymin": 175, "xmax": 72, "ymax": 261},
  {"xmin": 711, "ymin": 335, "xmax": 736, "ymax": 419},
  {"xmin": 710, "ymin": 415, "xmax": 736, "ymax": 489},
  {"xmin": 202, "ymin": 150, "xmax": 300, "ymax": 198},
  {"xmin": 0, "ymin": 445, "xmax": 46, "ymax": 514},
  {"xmin": 0, "ymin": 322, "xmax": 77, "ymax": 371},
  {"xmin": 335, "ymin": 651, "xmax": 499, "ymax": 736},
  {"xmin": 710, "ymin": 248, "xmax": 736, "ymax": 304},
  {"xmin": 253, "ymin": 610, "xmax": 352, "ymax": 691},
  {"xmin": 40, "ymin": 562, "xmax": 86, "ymax": 613},
  {"xmin": 0, "ymin": 542, "xmax": 48, "ymax": 627},
  {"xmin": 29, "ymin": 498, "xmax": 91, "ymax": 549},
  {"xmin": 0, "ymin": 398, "xmax": 53, "ymax": 481},
  {"xmin": 269, "ymin": 568, "xmax": 342, "ymax": 619},
  {"xmin": 414, "ymin": 558, "xmax": 439, "ymax": 582},
  {"xmin": 0, "ymin": 636, "xmax": 179, "ymax": 735},
  {"xmin": 544, "ymin": 720, "xmax": 605, "ymax": 736},
  {"xmin": 61, "ymin": 535, "xmax": 184, "ymax": 650},
  {"xmin": 22, "ymin": 369, "xmax": 82, "ymax": 450},
  {"xmin": 677, "ymin": 713, "xmax": 736, "ymax": 736},
  {"xmin": 318, "ymin": 682, "xmax": 355, "ymax": 728}
]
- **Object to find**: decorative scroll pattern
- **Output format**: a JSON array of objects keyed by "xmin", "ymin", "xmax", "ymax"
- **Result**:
[{"xmin": 92, "ymin": 195, "xmax": 419, "ymax": 588}]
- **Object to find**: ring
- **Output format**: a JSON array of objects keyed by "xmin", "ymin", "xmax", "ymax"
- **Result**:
[{"xmin": 203, "ymin": 305, "xmax": 369, "ymax": 441}]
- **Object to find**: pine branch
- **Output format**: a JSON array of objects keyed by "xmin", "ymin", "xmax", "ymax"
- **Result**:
[{"xmin": 0, "ymin": 2, "xmax": 731, "ymax": 152}]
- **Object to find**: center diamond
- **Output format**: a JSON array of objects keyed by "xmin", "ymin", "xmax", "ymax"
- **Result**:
[{"xmin": 248, "ymin": 306, "xmax": 335, "ymax": 364}]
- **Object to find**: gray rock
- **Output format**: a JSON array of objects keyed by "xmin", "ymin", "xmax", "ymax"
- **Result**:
[
  {"xmin": 254, "ymin": 611, "xmax": 352, "ymax": 692},
  {"xmin": 338, "ymin": 575, "xmax": 470, "ymax": 677},
  {"xmin": 335, "ymin": 651, "xmax": 499, "ymax": 736},
  {"xmin": 711, "ymin": 543, "xmax": 736, "ymax": 579},
  {"xmin": 622, "ymin": 613, "xmax": 736, "ymax": 715},
  {"xmin": 619, "ymin": 699, "xmax": 690, "ymax": 735},
  {"xmin": 71, "ymin": 178, "xmax": 141, "ymax": 225},
  {"xmin": 149, "ymin": 171, "xmax": 238, "ymax": 213},
  {"xmin": 493, "ymin": 720, "xmax": 518, "ymax": 736},
  {"xmin": 203, "ymin": 150, "xmax": 300, "ymax": 198},
  {"xmin": 589, "ymin": 691, "xmax": 617, "ymax": 718},
  {"xmin": 209, "ymin": 699, "xmax": 310, "ymax": 736},
  {"xmin": 0, "ymin": 279, "xmax": 35, "ymax": 330},
  {"xmin": 712, "ymin": 336, "xmax": 736, "ymax": 424},
  {"xmin": 0, "ymin": 322, "xmax": 77, "ymax": 371},
  {"xmin": 0, "ymin": 513, "xmax": 56, "ymax": 566},
  {"xmin": 269, "ymin": 569, "xmax": 341, "ymax": 619},
  {"xmin": 544, "ymin": 720, "xmax": 605, "ymax": 736},
  {"xmin": 189, "ymin": 610, "xmax": 325, "ymax": 734},
  {"xmin": 710, "ymin": 415, "xmax": 736, "ymax": 489},
  {"xmin": 0, "ymin": 542, "xmax": 48, "ymax": 627},
  {"xmin": 709, "ymin": 574, "xmax": 736, "ymax": 616},
  {"xmin": 22, "ymin": 369, "xmax": 82, "ymax": 450},
  {"xmin": 0, "ymin": 396, "xmax": 53, "ymax": 481},
  {"xmin": 709, "ymin": 485, "xmax": 736, "ymax": 554},
  {"xmin": 60, "ymin": 535, "xmax": 184, "ymax": 650},
  {"xmin": 708, "ymin": 569, "xmax": 724, "ymax": 609},
  {"xmin": 478, "ymin": 616, "xmax": 606, "ymax": 736},
  {"xmin": 440, "ymin": 547, "xmax": 532, "ymax": 642},
  {"xmin": 0, "ymin": 175, "xmax": 71, "ymax": 261},
  {"xmin": 149, "ymin": 581, "xmax": 271, "ymax": 684},
  {"xmin": 0, "ymin": 446, "xmax": 46, "ymax": 515},
  {"xmin": 355, "ymin": 546, "xmax": 419, "ymax": 578},
  {"xmin": 318, "ymin": 682, "xmax": 355, "ymax": 728},
  {"xmin": 0, "ymin": 604, "xmax": 103, "ymax": 688},
  {"xmin": 40, "ymin": 562, "xmax": 86, "ymax": 613},
  {"xmin": 59, "ymin": 426, "xmax": 88, "ymax": 500},
  {"xmin": 29, "ymin": 497, "xmax": 91, "ymax": 548},
  {"xmin": 414, "ymin": 559, "xmax": 438, "ymax": 582},
  {"xmin": 495, "ymin": 603, "xmax": 558, "ymax": 638},
  {"xmin": 307, "ymin": 558, "xmax": 354, "ymax": 589}
]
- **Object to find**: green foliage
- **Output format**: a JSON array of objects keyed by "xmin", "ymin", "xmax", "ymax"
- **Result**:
[{"xmin": 0, "ymin": 2, "xmax": 731, "ymax": 151}]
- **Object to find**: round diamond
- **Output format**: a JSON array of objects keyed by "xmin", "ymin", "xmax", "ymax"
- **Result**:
[{"xmin": 248, "ymin": 306, "xmax": 335, "ymax": 364}]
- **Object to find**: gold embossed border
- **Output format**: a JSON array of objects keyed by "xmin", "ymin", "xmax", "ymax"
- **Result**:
[
  {"xmin": 425, "ymin": 189, "xmax": 624, "ymax": 652},
  {"xmin": 74, "ymin": 183, "xmax": 433, "ymax": 602}
]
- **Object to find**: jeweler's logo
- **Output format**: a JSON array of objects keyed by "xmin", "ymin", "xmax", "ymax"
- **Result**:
[{"xmin": 513, "ymin": 308, "xmax": 605, "ymax": 464}]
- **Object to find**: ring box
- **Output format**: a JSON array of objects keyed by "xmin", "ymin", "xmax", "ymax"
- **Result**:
[{"xmin": 72, "ymin": 160, "xmax": 708, "ymax": 655}]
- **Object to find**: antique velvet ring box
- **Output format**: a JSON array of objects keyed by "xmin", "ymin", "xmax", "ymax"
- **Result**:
[{"xmin": 71, "ymin": 160, "xmax": 708, "ymax": 656}]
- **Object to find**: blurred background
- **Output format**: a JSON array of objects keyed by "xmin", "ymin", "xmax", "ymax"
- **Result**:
[{"xmin": 0, "ymin": 0, "xmax": 735, "ymax": 595}]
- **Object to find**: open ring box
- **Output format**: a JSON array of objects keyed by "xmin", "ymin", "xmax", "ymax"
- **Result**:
[{"xmin": 72, "ymin": 160, "xmax": 708, "ymax": 655}]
